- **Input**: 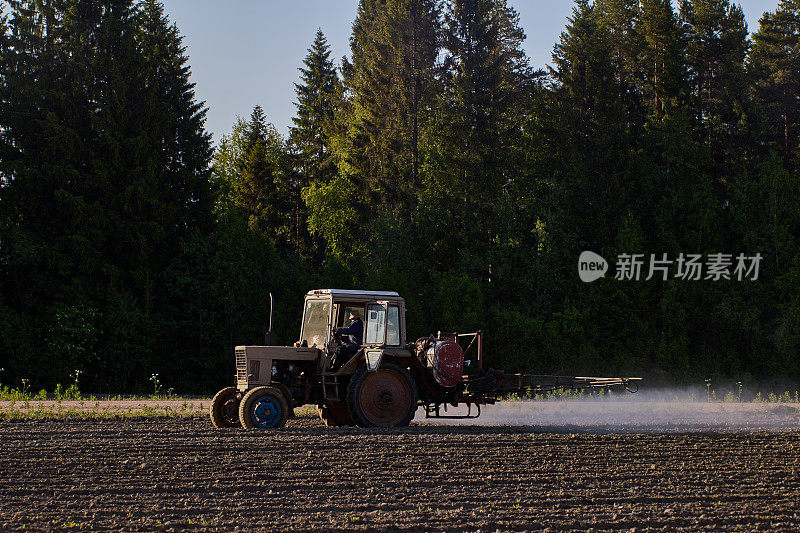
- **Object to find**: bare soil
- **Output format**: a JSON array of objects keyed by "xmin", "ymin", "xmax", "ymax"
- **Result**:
[{"xmin": 2, "ymin": 410, "xmax": 799, "ymax": 531}]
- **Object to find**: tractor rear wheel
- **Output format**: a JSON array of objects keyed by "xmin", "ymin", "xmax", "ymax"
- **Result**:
[
  {"xmin": 317, "ymin": 403, "xmax": 355, "ymax": 427},
  {"xmin": 347, "ymin": 362, "xmax": 417, "ymax": 428},
  {"xmin": 209, "ymin": 387, "xmax": 242, "ymax": 428},
  {"xmin": 239, "ymin": 386, "xmax": 289, "ymax": 429}
]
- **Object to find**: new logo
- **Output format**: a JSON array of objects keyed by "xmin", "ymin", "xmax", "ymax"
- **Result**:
[{"xmin": 578, "ymin": 251, "xmax": 608, "ymax": 283}]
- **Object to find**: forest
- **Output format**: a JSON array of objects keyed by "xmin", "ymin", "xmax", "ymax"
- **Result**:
[{"xmin": 0, "ymin": 0, "xmax": 798, "ymax": 394}]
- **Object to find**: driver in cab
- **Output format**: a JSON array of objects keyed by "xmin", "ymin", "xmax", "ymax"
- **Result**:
[{"xmin": 332, "ymin": 310, "xmax": 363, "ymax": 370}]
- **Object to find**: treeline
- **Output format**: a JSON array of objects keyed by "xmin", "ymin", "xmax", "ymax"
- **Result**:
[{"xmin": 1, "ymin": 0, "xmax": 799, "ymax": 393}]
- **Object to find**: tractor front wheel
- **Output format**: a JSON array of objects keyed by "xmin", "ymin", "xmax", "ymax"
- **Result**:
[
  {"xmin": 347, "ymin": 362, "xmax": 417, "ymax": 428},
  {"xmin": 209, "ymin": 387, "xmax": 242, "ymax": 428},
  {"xmin": 239, "ymin": 386, "xmax": 289, "ymax": 429}
]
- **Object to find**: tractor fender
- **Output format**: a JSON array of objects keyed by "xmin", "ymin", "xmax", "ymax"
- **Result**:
[{"xmin": 270, "ymin": 381, "xmax": 295, "ymax": 409}]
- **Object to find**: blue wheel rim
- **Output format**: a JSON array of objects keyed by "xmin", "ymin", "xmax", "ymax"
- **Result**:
[{"xmin": 251, "ymin": 396, "xmax": 282, "ymax": 428}]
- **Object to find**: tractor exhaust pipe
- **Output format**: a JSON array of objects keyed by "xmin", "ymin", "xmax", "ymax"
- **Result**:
[{"xmin": 264, "ymin": 292, "xmax": 276, "ymax": 346}]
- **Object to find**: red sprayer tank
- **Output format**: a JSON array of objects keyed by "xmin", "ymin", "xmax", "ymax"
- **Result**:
[{"xmin": 426, "ymin": 339, "xmax": 464, "ymax": 388}]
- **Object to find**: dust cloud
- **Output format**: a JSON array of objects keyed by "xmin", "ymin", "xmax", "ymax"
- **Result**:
[{"xmin": 415, "ymin": 389, "xmax": 800, "ymax": 432}]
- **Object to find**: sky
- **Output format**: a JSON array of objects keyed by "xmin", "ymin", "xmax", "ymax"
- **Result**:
[{"xmin": 161, "ymin": 0, "xmax": 782, "ymax": 144}]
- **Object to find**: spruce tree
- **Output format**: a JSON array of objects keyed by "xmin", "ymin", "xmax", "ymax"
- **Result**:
[
  {"xmin": 291, "ymin": 29, "xmax": 342, "ymax": 183},
  {"xmin": 289, "ymin": 30, "xmax": 342, "ymax": 260},
  {"xmin": 437, "ymin": 0, "xmax": 527, "ymax": 195},
  {"xmin": 340, "ymin": 0, "xmax": 438, "ymax": 201},
  {"xmin": 231, "ymin": 106, "xmax": 293, "ymax": 248},
  {"xmin": 552, "ymin": 1, "xmax": 618, "ymax": 113},
  {"xmin": 138, "ymin": 0, "xmax": 214, "ymax": 235},
  {"xmin": 420, "ymin": 0, "xmax": 529, "ymax": 279},
  {"xmin": 546, "ymin": 0, "xmax": 630, "ymax": 245}
]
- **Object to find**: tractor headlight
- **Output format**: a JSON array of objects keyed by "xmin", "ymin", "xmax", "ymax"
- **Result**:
[{"xmin": 366, "ymin": 350, "xmax": 383, "ymax": 371}]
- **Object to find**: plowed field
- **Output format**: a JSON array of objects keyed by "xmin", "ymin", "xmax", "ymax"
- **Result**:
[{"xmin": 2, "ymin": 410, "xmax": 799, "ymax": 532}]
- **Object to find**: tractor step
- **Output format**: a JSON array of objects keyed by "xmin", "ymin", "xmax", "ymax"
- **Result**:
[{"xmin": 322, "ymin": 375, "xmax": 341, "ymax": 402}]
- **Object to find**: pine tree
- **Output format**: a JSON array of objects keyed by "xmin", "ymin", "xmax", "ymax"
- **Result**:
[
  {"xmin": 750, "ymin": 0, "xmax": 800, "ymax": 155},
  {"xmin": 597, "ymin": 0, "xmax": 641, "ymax": 90},
  {"xmin": 679, "ymin": 0, "xmax": 749, "ymax": 140},
  {"xmin": 637, "ymin": 0, "xmax": 686, "ymax": 117}
]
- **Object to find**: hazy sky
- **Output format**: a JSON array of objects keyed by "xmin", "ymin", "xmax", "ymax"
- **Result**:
[{"xmin": 161, "ymin": 1, "xmax": 781, "ymax": 144}]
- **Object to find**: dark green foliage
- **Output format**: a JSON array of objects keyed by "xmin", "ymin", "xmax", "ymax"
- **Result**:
[
  {"xmin": 2, "ymin": 0, "xmax": 799, "ymax": 393},
  {"xmin": 598, "ymin": 0, "xmax": 642, "ymax": 92},
  {"xmin": 0, "ymin": 0, "xmax": 215, "ymax": 392}
]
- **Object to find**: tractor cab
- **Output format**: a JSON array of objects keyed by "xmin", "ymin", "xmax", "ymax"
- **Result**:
[{"xmin": 299, "ymin": 289, "xmax": 406, "ymax": 355}]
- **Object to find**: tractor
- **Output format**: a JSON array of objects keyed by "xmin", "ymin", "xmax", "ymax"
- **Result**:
[{"xmin": 210, "ymin": 289, "xmax": 640, "ymax": 429}]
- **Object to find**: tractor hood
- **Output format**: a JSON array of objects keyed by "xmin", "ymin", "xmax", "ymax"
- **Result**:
[{"xmin": 235, "ymin": 345, "xmax": 320, "ymax": 390}]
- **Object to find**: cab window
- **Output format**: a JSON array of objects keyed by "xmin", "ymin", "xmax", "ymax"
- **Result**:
[
  {"xmin": 386, "ymin": 305, "xmax": 400, "ymax": 346},
  {"xmin": 364, "ymin": 304, "xmax": 386, "ymax": 344},
  {"xmin": 337, "ymin": 305, "xmax": 365, "ymax": 328},
  {"xmin": 301, "ymin": 299, "xmax": 330, "ymax": 347}
]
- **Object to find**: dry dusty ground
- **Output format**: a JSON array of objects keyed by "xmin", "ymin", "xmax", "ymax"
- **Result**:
[{"xmin": 1, "ymin": 403, "xmax": 799, "ymax": 532}]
